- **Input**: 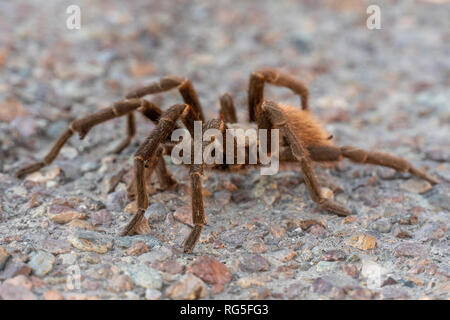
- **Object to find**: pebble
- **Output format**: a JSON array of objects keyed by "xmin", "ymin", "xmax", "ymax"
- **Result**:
[
  {"xmin": 0, "ymin": 246, "xmax": 10, "ymax": 270},
  {"xmin": 68, "ymin": 219, "xmax": 96, "ymax": 231},
  {"xmin": 381, "ymin": 287, "xmax": 409, "ymax": 299},
  {"xmin": 145, "ymin": 288, "xmax": 162, "ymax": 300},
  {"xmin": 29, "ymin": 251, "xmax": 55, "ymax": 277},
  {"xmin": 239, "ymin": 254, "xmax": 269, "ymax": 272},
  {"xmin": 347, "ymin": 234, "xmax": 377, "ymax": 250},
  {"xmin": 4, "ymin": 275, "xmax": 33, "ymax": 290},
  {"xmin": 50, "ymin": 211, "xmax": 87, "ymax": 224},
  {"xmin": 237, "ymin": 277, "xmax": 265, "ymax": 289},
  {"xmin": 68, "ymin": 230, "xmax": 113, "ymax": 254},
  {"xmin": 312, "ymin": 277, "xmax": 333, "ymax": 294},
  {"xmin": 0, "ymin": 283, "xmax": 37, "ymax": 300},
  {"xmin": 400, "ymin": 179, "xmax": 432, "ymax": 194},
  {"xmin": 124, "ymin": 264, "xmax": 162, "ymax": 289},
  {"xmin": 322, "ymin": 250, "xmax": 346, "ymax": 261},
  {"xmin": 126, "ymin": 241, "xmax": 148, "ymax": 256},
  {"xmin": 166, "ymin": 274, "xmax": 207, "ymax": 300},
  {"xmin": 394, "ymin": 242, "xmax": 428, "ymax": 258},
  {"xmin": 115, "ymin": 235, "xmax": 161, "ymax": 249},
  {"xmin": 316, "ymin": 261, "xmax": 336, "ymax": 273},
  {"xmin": 416, "ymin": 222, "xmax": 447, "ymax": 241},
  {"xmin": 44, "ymin": 290, "xmax": 63, "ymax": 300},
  {"xmin": 109, "ymin": 274, "xmax": 134, "ymax": 293},
  {"xmin": 0, "ymin": 262, "xmax": 31, "ymax": 280},
  {"xmin": 219, "ymin": 228, "xmax": 248, "ymax": 248},
  {"xmin": 105, "ymin": 190, "xmax": 127, "ymax": 212},
  {"xmin": 91, "ymin": 209, "xmax": 112, "ymax": 227},
  {"xmin": 371, "ymin": 219, "xmax": 392, "ymax": 233},
  {"xmin": 25, "ymin": 167, "xmax": 61, "ymax": 183},
  {"xmin": 39, "ymin": 239, "xmax": 71, "ymax": 255},
  {"xmin": 187, "ymin": 256, "xmax": 232, "ymax": 285},
  {"xmin": 146, "ymin": 202, "xmax": 169, "ymax": 223},
  {"xmin": 173, "ymin": 206, "xmax": 194, "ymax": 226}
]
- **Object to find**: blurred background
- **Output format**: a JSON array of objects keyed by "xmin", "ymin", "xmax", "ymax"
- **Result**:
[{"xmin": 0, "ymin": 0, "xmax": 449, "ymax": 167}]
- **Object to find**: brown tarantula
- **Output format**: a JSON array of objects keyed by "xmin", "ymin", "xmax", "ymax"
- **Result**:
[{"xmin": 16, "ymin": 68, "xmax": 438, "ymax": 253}]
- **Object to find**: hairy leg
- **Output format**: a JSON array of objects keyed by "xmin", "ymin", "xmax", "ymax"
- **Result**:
[
  {"xmin": 282, "ymin": 145, "xmax": 438, "ymax": 184},
  {"xmin": 16, "ymin": 99, "xmax": 144, "ymax": 178},
  {"xmin": 248, "ymin": 68, "xmax": 310, "ymax": 122},
  {"xmin": 126, "ymin": 76, "xmax": 205, "ymax": 122},
  {"xmin": 112, "ymin": 112, "xmax": 136, "ymax": 154},
  {"xmin": 120, "ymin": 104, "xmax": 194, "ymax": 236},
  {"xmin": 260, "ymin": 100, "xmax": 351, "ymax": 216},
  {"xmin": 219, "ymin": 93, "xmax": 238, "ymax": 123}
]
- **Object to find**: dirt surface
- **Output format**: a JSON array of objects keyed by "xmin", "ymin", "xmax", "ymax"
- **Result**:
[{"xmin": 0, "ymin": 0, "xmax": 449, "ymax": 300}]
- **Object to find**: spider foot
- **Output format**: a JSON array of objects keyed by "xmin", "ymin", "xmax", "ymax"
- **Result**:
[
  {"xmin": 319, "ymin": 199, "xmax": 352, "ymax": 217},
  {"xmin": 16, "ymin": 161, "xmax": 46, "ymax": 179}
]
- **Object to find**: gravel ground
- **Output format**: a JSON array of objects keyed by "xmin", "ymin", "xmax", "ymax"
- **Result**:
[{"xmin": 0, "ymin": 0, "xmax": 449, "ymax": 300}]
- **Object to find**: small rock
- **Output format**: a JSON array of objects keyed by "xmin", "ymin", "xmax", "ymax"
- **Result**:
[
  {"xmin": 342, "ymin": 264, "xmax": 359, "ymax": 278},
  {"xmin": 4, "ymin": 275, "xmax": 32, "ymax": 290},
  {"xmin": 166, "ymin": 274, "xmax": 207, "ymax": 300},
  {"xmin": 0, "ymin": 246, "xmax": 11, "ymax": 270},
  {"xmin": 237, "ymin": 277, "xmax": 265, "ymax": 289},
  {"xmin": 105, "ymin": 190, "xmax": 127, "ymax": 211},
  {"xmin": 145, "ymin": 288, "xmax": 162, "ymax": 300},
  {"xmin": 173, "ymin": 206, "xmax": 194, "ymax": 226},
  {"xmin": 322, "ymin": 250, "xmax": 346, "ymax": 261},
  {"xmin": 0, "ymin": 283, "xmax": 37, "ymax": 300},
  {"xmin": 109, "ymin": 274, "xmax": 134, "ymax": 293},
  {"xmin": 297, "ymin": 219, "xmax": 327, "ymax": 231},
  {"xmin": 188, "ymin": 256, "xmax": 232, "ymax": 285},
  {"xmin": 29, "ymin": 251, "xmax": 55, "ymax": 277},
  {"xmin": 347, "ymin": 234, "xmax": 376, "ymax": 250},
  {"xmin": 44, "ymin": 290, "xmax": 63, "ymax": 300},
  {"xmin": 219, "ymin": 228, "xmax": 248, "ymax": 248},
  {"xmin": 381, "ymin": 277, "xmax": 398, "ymax": 287},
  {"xmin": 50, "ymin": 211, "xmax": 86, "ymax": 224},
  {"xmin": 126, "ymin": 241, "xmax": 148, "ymax": 256},
  {"xmin": 371, "ymin": 219, "xmax": 392, "ymax": 233},
  {"xmin": 316, "ymin": 261, "xmax": 336, "ymax": 272},
  {"xmin": 125, "ymin": 264, "xmax": 162, "ymax": 289},
  {"xmin": 312, "ymin": 277, "xmax": 333, "ymax": 294},
  {"xmin": 115, "ymin": 235, "xmax": 161, "ymax": 249},
  {"xmin": 40, "ymin": 239, "xmax": 71, "ymax": 255},
  {"xmin": 91, "ymin": 209, "xmax": 111, "ymax": 227},
  {"xmin": 240, "ymin": 254, "xmax": 269, "ymax": 272},
  {"xmin": 394, "ymin": 242, "xmax": 428, "ymax": 258},
  {"xmin": 416, "ymin": 222, "xmax": 447, "ymax": 241},
  {"xmin": 25, "ymin": 166, "xmax": 61, "ymax": 183},
  {"xmin": 381, "ymin": 287, "xmax": 409, "ymax": 299},
  {"xmin": 0, "ymin": 262, "xmax": 31, "ymax": 280},
  {"xmin": 400, "ymin": 179, "xmax": 432, "ymax": 194},
  {"xmin": 68, "ymin": 219, "xmax": 96, "ymax": 231},
  {"xmin": 68, "ymin": 230, "xmax": 113, "ymax": 254},
  {"xmin": 146, "ymin": 202, "xmax": 169, "ymax": 223}
]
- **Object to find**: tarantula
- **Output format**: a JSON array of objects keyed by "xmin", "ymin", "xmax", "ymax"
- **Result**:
[{"xmin": 16, "ymin": 68, "xmax": 438, "ymax": 253}]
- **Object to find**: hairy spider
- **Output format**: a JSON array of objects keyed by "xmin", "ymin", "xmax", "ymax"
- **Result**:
[{"xmin": 16, "ymin": 68, "xmax": 438, "ymax": 253}]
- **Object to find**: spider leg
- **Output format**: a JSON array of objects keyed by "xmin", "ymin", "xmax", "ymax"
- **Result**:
[
  {"xmin": 339, "ymin": 146, "xmax": 438, "ymax": 184},
  {"xmin": 248, "ymin": 68, "xmax": 310, "ymax": 122},
  {"xmin": 155, "ymin": 154, "xmax": 178, "ymax": 191},
  {"xmin": 219, "ymin": 93, "xmax": 238, "ymax": 123},
  {"xmin": 286, "ymin": 145, "xmax": 438, "ymax": 185},
  {"xmin": 126, "ymin": 76, "xmax": 205, "ymax": 122},
  {"xmin": 112, "ymin": 112, "xmax": 136, "ymax": 154},
  {"xmin": 120, "ymin": 103, "xmax": 198, "ymax": 236},
  {"xmin": 183, "ymin": 119, "xmax": 225, "ymax": 253},
  {"xmin": 260, "ymin": 100, "xmax": 351, "ymax": 217},
  {"xmin": 16, "ymin": 99, "xmax": 144, "ymax": 178}
]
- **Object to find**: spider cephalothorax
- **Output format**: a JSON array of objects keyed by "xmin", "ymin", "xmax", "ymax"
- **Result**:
[{"xmin": 17, "ymin": 68, "xmax": 438, "ymax": 253}]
